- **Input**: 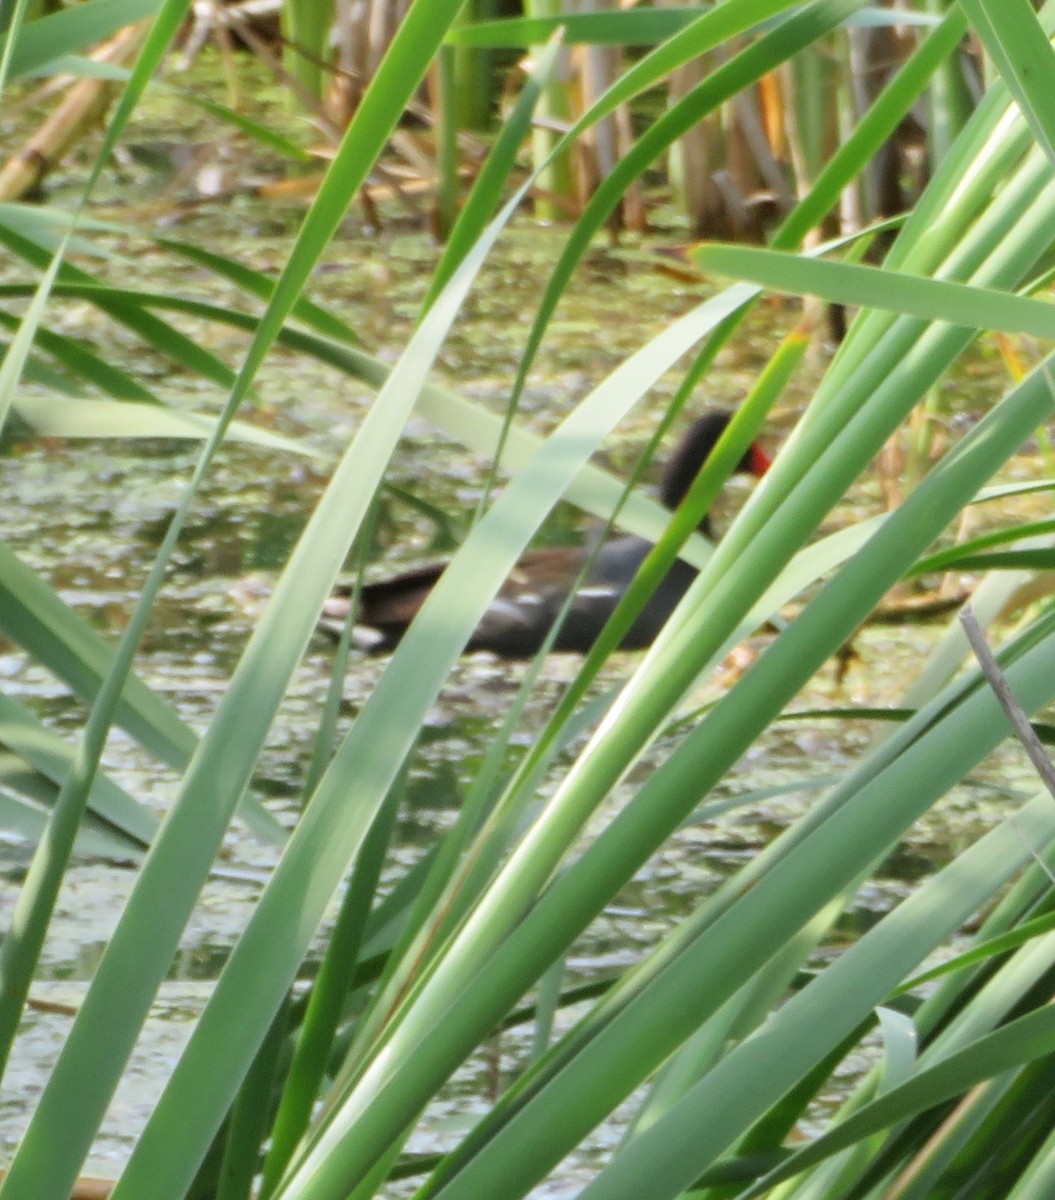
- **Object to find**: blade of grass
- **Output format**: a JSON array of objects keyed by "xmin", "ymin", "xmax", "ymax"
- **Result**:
[
  {"xmin": 0, "ymin": 542, "xmax": 285, "ymax": 844},
  {"xmin": 0, "ymin": 0, "xmax": 479, "ymax": 1189},
  {"xmin": 278, "ymin": 358, "xmax": 1055, "ymax": 1200},
  {"xmin": 3, "ymin": 0, "xmax": 163, "ymax": 80},
  {"xmin": 0, "ymin": 695, "xmax": 156, "ymax": 846},
  {"xmin": 743, "ymin": 982, "xmax": 1055, "ymax": 1193},
  {"xmin": 693, "ymin": 244, "xmax": 1055, "ymax": 338},
  {"xmin": 0, "ymin": 0, "xmax": 207, "ymax": 1115},
  {"xmin": 961, "ymin": 0, "xmax": 1055, "ymax": 171},
  {"xmin": 106, "ymin": 278, "xmax": 761, "ymax": 1200},
  {"xmin": 423, "ymin": 34, "xmax": 563, "ymax": 311}
]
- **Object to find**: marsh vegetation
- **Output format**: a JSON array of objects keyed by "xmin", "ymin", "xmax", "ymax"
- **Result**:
[{"xmin": 3, "ymin": 4, "xmax": 1055, "ymax": 1200}]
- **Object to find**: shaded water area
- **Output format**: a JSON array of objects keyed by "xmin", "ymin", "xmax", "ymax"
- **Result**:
[{"xmin": 0, "ymin": 74, "xmax": 1050, "ymax": 1185}]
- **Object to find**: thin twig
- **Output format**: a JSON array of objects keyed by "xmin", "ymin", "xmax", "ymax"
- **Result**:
[{"xmin": 960, "ymin": 605, "xmax": 1055, "ymax": 803}]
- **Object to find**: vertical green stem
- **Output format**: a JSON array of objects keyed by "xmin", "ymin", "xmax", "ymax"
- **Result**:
[
  {"xmin": 282, "ymin": 0, "xmax": 335, "ymax": 103},
  {"xmin": 528, "ymin": 0, "xmax": 575, "ymax": 218},
  {"xmin": 452, "ymin": 0, "xmax": 493, "ymax": 130},
  {"xmin": 436, "ymin": 43, "xmax": 461, "ymax": 240}
]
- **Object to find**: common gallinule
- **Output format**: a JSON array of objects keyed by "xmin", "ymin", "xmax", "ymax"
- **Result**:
[{"xmin": 332, "ymin": 412, "xmax": 770, "ymax": 658}]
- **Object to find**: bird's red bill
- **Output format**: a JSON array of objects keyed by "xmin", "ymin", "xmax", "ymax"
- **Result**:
[{"xmin": 749, "ymin": 443, "xmax": 772, "ymax": 476}]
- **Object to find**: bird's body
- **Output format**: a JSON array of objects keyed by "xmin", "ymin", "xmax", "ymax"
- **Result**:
[{"xmin": 333, "ymin": 412, "xmax": 769, "ymax": 658}]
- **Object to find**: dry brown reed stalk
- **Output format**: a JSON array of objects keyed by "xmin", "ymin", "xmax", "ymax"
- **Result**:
[{"xmin": 0, "ymin": 22, "xmax": 149, "ymax": 202}]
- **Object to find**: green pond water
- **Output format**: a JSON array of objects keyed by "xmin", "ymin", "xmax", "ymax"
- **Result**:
[{"xmin": 0, "ymin": 57, "xmax": 1049, "ymax": 1185}]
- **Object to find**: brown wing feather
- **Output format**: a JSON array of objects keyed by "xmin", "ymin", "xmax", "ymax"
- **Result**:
[{"xmin": 357, "ymin": 562, "xmax": 447, "ymax": 627}]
